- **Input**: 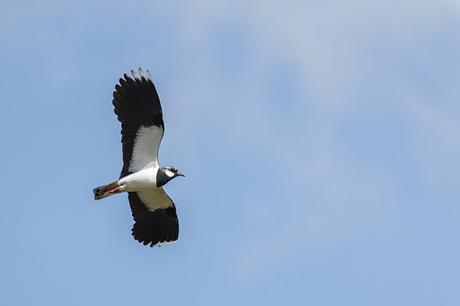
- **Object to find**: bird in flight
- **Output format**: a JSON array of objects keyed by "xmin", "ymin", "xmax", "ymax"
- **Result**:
[{"xmin": 93, "ymin": 68, "xmax": 184, "ymax": 247}]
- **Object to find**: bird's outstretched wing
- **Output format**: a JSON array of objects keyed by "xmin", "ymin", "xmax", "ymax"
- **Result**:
[
  {"xmin": 128, "ymin": 189, "xmax": 179, "ymax": 247},
  {"xmin": 112, "ymin": 68, "xmax": 164, "ymax": 177}
]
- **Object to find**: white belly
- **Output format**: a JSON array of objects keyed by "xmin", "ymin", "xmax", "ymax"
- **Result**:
[{"xmin": 118, "ymin": 167, "xmax": 157, "ymax": 192}]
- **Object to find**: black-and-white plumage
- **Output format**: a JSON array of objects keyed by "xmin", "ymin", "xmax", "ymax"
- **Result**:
[{"xmin": 93, "ymin": 68, "xmax": 184, "ymax": 247}]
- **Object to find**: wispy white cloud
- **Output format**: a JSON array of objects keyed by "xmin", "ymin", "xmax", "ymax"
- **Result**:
[
  {"xmin": 156, "ymin": 0, "xmax": 460, "ymax": 273},
  {"xmin": 2, "ymin": 1, "xmax": 459, "ymax": 304}
]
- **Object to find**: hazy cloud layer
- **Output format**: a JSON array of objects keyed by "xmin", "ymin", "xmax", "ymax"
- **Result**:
[{"xmin": 2, "ymin": 1, "xmax": 459, "ymax": 305}]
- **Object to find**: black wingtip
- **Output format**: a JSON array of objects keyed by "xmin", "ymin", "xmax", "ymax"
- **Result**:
[{"xmin": 131, "ymin": 224, "xmax": 179, "ymax": 248}]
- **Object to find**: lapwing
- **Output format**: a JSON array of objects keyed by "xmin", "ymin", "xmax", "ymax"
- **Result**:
[{"xmin": 93, "ymin": 68, "xmax": 184, "ymax": 247}]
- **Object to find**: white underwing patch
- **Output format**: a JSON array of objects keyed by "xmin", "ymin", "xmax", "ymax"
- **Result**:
[
  {"xmin": 137, "ymin": 188, "xmax": 173, "ymax": 211},
  {"xmin": 129, "ymin": 125, "xmax": 163, "ymax": 172}
]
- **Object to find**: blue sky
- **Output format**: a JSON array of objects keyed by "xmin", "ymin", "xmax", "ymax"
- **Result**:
[{"xmin": 1, "ymin": 1, "xmax": 460, "ymax": 305}]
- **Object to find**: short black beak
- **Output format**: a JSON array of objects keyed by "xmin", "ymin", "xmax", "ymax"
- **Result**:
[{"xmin": 177, "ymin": 171, "xmax": 185, "ymax": 177}]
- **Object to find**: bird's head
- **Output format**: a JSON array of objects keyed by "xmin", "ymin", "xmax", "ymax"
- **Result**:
[
  {"xmin": 163, "ymin": 166, "xmax": 185, "ymax": 178},
  {"xmin": 156, "ymin": 166, "xmax": 185, "ymax": 187}
]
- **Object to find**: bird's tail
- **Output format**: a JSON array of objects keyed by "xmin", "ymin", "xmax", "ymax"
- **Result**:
[{"xmin": 93, "ymin": 181, "xmax": 121, "ymax": 200}]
